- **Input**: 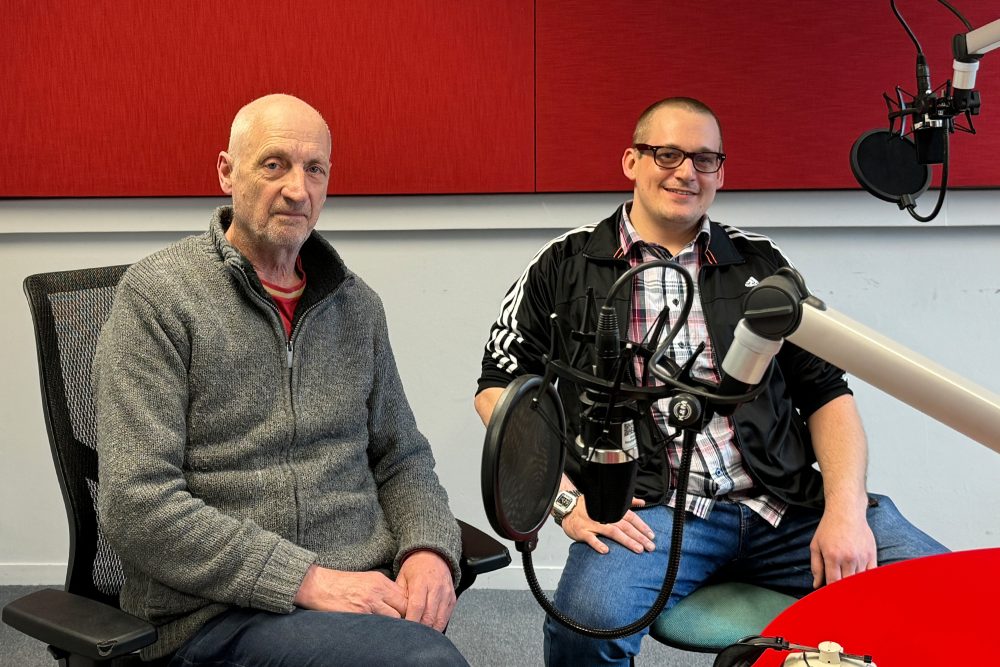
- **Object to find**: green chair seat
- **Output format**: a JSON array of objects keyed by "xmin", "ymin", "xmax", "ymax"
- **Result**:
[{"xmin": 649, "ymin": 582, "xmax": 798, "ymax": 652}]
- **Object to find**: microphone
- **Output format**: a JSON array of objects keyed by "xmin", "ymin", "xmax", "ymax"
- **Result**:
[
  {"xmin": 910, "ymin": 54, "xmax": 948, "ymax": 165},
  {"xmin": 594, "ymin": 304, "xmax": 620, "ymax": 379},
  {"xmin": 850, "ymin": 51, "xmax": 941, "ymax": 205},
  {"xmin": 573, "ymin": 304, "xmax": 641, "ymax": 524}
]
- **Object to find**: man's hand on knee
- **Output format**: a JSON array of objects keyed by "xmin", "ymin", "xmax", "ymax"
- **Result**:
[
  {"xmin": 809, "ymin": 508, "xmax": 877, "ymax": 588},
  {"xmin": 294, "ymin": 565, "xmax": 408, "ymax": 618},
  {"xmin": 396, "ymin": 550, "xmax": 457, "ymax": 632},
  {"xmin": 561, "ymin": 495, "xmax": 656, "ymax": 555}
]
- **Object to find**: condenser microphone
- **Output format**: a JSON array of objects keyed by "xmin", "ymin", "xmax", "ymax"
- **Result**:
[
  {"xmin": 594, "ymin": 305, "xmax": 620, "ymax": 379},
  {"xmin": 851, "ymin": 50, "xmax": 935, "ymax": 205},
  {"xmin": 573, "ymin": 304, "xmax": 641, "ymax": 524},
  {"xmin": 910, "ymin": 54, "xmax": 949, "ymax": 165},
  {"xmin": 573, "ymin": 394, "xmax": 642, "ymax": 524}
]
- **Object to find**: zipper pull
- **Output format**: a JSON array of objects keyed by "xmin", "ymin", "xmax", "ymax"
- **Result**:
[{"xmin": 287, "ymin": 340, "xmax": 293, "ymax": 369}]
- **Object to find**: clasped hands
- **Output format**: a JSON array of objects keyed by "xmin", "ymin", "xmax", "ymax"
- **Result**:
[{"xmin": 293, "ymin": 549, "xmax": 455, "ymax": 631}]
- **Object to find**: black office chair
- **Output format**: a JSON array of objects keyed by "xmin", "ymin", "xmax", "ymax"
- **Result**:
[{"xmin": 2, "ymin": 265, "xmax": 511, "ymax": 666}]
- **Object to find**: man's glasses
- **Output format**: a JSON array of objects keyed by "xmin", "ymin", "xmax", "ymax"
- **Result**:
[
  {"xmin": 713, "ymin": 635, "xmax": 873, "ymax": 667},
  {"xmin": 634, "ymin": 143, "xmax": 726, "ymax": 173}
]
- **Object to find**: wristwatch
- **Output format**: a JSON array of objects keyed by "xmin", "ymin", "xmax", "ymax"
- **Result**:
[{"xmin": 551, "ymin": 489, "xmax": 582, "ymax": 526}]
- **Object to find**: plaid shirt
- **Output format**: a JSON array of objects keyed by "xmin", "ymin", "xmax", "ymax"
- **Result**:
[{"xmin": 619, "ymin": 205, "xmax": 787, "ymax": 526}]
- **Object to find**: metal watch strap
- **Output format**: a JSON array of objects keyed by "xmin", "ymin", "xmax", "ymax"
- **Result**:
[{"xmin": 552, "ymin": 489, "xmax": 582, "ymax": 526}]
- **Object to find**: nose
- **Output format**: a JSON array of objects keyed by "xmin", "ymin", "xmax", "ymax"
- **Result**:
[
  {"xmin": 671, "ymin": 154, "xmax": 698, "ymax": 180},
  {"xmin": 281, "ymin": 167, "xmax": 308, "ymax": 202}
]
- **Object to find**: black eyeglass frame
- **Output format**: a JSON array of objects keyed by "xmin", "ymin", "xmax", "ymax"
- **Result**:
[
  {"xmin": 633, "ymin": 143, "xmax": 727, "ymax": 173},
  {"xmin": 712, "ymin": 635, "xmax": 873, "ymax": 667}
]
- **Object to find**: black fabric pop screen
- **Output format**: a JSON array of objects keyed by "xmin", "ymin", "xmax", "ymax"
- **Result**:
[{"xmin": 482, "ymin": 375, "xmax": 566, "ymax": 542}]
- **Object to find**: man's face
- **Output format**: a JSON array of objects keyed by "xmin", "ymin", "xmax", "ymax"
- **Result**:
[
  {"xmin": 622, "ymin": 107, "xmax": 724, "ymax": 233},
  {"xmin": 218, "ymin": 103, "xmax": 331, "ymax": 253}
]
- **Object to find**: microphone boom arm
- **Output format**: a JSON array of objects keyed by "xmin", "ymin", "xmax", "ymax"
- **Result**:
[
  {"xmin": 790, "ymin": 299, "xmax": 1000, "ymax": 455},
  {"xmin": 738, "ymin": 269, "xmax": 1000, "ymax": 456},
  {"xmin": 959, "ymin": 16, "xmax": 1000, "ymax": 57}
]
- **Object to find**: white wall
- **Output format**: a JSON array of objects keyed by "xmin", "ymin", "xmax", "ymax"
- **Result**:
[{"xmin": 2, "ymin": 191, "xmax": 999, "ymax": 588}]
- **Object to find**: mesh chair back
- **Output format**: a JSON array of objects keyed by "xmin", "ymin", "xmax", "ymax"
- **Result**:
[{"xmin": 23, "ymin": 265, "xmax": 131, "ymax": 609}]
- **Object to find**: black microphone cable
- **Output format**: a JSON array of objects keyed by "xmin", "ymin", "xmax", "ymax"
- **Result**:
[{"xmin": 521, "ymin": 426, "xmax": 697, "ymax": 640}]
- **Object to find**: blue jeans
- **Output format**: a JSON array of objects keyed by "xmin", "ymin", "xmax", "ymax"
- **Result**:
[
  {"xmin": 543, "ymin": 494, "xmax": 947, "ymax": 666},
  {"xmin": 168, "ymin": 606, "xmax": 470, "ymax": 667}
]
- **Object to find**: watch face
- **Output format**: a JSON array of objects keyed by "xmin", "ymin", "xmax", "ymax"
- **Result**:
[
  {"xmin": 552, "ymin": 491, "xmax": 580, "ymax": 525},
  {"xmin": 553, "ymin": 491, "xmax": 579, "ymax": 518}
]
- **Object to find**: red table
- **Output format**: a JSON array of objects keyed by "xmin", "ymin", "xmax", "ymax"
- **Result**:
[{"xmin": 753, "ymin": 548, "xmax": 1000, "ymax": 666}]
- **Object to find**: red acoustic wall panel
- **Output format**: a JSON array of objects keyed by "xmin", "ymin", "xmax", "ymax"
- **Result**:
[
  {"xmin": 6, "ymin": 2, "xmax": 1000, "ymax": 197},
  {"xmin": 3, "ymin": 1, "xmax": 533, "ymax": 196},
  {"xmin": 536, "ymin": 0, "xmax": 1000, "ymax": 191}
]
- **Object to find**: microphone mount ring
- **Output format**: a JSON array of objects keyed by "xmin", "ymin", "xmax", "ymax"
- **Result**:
[
  {"xmin": 667, "ymin": 392, "xmax": 705, "ymax": 431},
  {"xmin": 573, "ymin": 436, "xmax": 639, "ymax": 464}
]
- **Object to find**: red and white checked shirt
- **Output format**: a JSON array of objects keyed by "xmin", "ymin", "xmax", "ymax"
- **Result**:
[{"xmin": 619, "ymin": 205, "xmax": 788, "ymax": 526}]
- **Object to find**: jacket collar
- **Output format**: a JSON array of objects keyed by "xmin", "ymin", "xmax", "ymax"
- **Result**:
[
  {"xmin": 209, "ymin": 205, "xmax": 351, "ymax": 303},
  {"xmin": 704, "ymin": 217, "xmax": 744, "ymax": 266},
  {"xmin": 583, "ymin": 203, "xmax": 744, "ymax": 267}
]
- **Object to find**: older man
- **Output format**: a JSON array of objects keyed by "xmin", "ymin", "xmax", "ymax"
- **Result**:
[
  {"xmin": 476, "ymin": 97, "xmax": 946, "ymax": 666},
  {"xmin": 94, "ymin": 94, "xmax": 467, "ymax": 666}
]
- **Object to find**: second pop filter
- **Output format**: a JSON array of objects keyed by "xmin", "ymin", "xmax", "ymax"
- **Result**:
[{"xmin": 850, "ymin": 129, "xmax": 932, "ymax": 204}]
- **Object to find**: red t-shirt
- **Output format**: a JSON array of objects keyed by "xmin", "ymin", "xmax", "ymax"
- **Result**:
[{"xmin": 259, "ymin": 258, "xmax": 306, "ymax": 338}]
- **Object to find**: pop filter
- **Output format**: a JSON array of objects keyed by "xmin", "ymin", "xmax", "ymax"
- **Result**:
[
  {"xmin": 850, "ymin": 129, "xmax": 932, "ymax": 204},
  {"xmin": 481, "ymin": 374, "xmax": 566, "ymax": 543}
]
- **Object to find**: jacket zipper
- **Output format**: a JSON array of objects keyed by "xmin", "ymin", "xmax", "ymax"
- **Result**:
[
  {"xmin": 233, "ymin": 265, "xmax": 342, "ymax": 543},
  {"xmin": 282, "ymin": 285, "xmax": 351, "ymax": 542},
  {"xmin": 699, "ymin": 266, "xmax": 768, "ymax": 495}
]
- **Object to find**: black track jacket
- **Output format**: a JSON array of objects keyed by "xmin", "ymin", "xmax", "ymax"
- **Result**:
[{"xmin": 478, "ymin": 205, "xmax": 852, "ymax": 509}]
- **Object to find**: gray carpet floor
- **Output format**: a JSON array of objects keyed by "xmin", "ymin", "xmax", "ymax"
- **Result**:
[{"xmin": 1, "ymin": 586, "xmax": 715, "ymax": 666}]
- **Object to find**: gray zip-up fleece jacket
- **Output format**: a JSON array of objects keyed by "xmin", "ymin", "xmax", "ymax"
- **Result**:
[{"xmin": 93, "ymin": 207, "xmax": 461, "ymax": 659}]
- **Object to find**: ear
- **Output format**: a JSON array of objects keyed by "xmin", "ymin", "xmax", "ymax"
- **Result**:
[
  {"xmin": 622, "ymin": 147, "xmax": 640, "ymax": 182},
  {"xmin": 217, "ymin": 151, "xmax": 235, "ymax": 195},
  {"xmin": 716, "ymin": 164, "xmax": 725, "ymax": 189}
]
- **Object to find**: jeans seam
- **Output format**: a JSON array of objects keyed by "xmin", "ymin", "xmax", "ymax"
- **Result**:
[{"xmin": 737, "ymin": 503, "xmax": 750, "ymax": 559}]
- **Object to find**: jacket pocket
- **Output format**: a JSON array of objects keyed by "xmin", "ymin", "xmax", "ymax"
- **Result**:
[{"xmin": 144, "ymin": 578, "xmax": 212, "ymax": 623}]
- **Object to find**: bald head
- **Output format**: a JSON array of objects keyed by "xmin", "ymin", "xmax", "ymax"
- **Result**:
[
  {"xmin": 633, "ymin": 97, "xmax": 722, "ymax": 150},
  {"xmin": 227, "ymin": 94, "xmax": 331, "ymax": 166},
  {"xmin": 217, "ymin": 94, "xmax": 333, "ymax": 266}
]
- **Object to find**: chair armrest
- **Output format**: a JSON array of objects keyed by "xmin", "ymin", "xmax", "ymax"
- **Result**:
[
  {"xmin": 458, "ymin": 519, "xmax": 511, "ymax": 577},
  {"xmin": 2, "ymin": 588, "xmax": 156, "ymax": 660}
]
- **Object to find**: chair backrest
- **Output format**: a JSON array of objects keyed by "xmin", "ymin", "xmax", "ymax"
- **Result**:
[{"xmin": 23, "ymin": 265, "xmax": 131, "ymax": 609}]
